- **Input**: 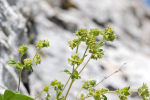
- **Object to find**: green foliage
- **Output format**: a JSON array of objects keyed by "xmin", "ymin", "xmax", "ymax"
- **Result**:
[
  {"xmin": 82, "ymin": 80, "xmax": 96, "ymax": 90},
  {"xmin": 8, "ymin": 59, "xmax": 16, "ymax": 66},
  {"xmin": 71, "ymin": 70, "xmax": 80, "ymax": 79},
  {"xmin": 1, "ymin": 89, "xmax": 34, "ymax": 100},
  {"xmin": 18, "ymin": 45, "xmax": 28, "ymax": 55},
  {"xmin": 36, "ymin": 40, "xmax": 50, "ymax": 49},
  {"xmin": 115, "ymin": 87, "xmax": 130, "ymax": 100},
  {"xmin": 50, "ymin": 80, "xmax": 64, "ymax": 100},
  {"xmin": 6, "ymin": 28, "xmax": 150, "ymax": 100},
  {"xmin": 92, "ymin": 89, "xmax": 108, "ymax": 100},
  {"xmin": 7, "ymin": 40, "xmax": 49, "ymax": 99},
  {"xmin": 102, "ymin": 27, "xmax": 115, "ymax": 41},
  {"xmin": 68, "ymin": 54, "xmax": 83, "ymax": 66},
  {"xmin": 0, "ymin": 94, "xmax": 3, "ymax": 100},
  {"xmin": 33, "ymin": 53, "xmax": 41, "ymax": 65},
  {"xmin": 68, "ymin": 39, "xmax": 80, "ymax": 50},
  {"xmin": 138, "ymin": 83, "xmax": 150, "ymax": 100}
]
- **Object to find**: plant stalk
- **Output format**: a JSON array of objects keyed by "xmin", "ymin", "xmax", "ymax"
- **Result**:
[
  {"xmin": 35, "ymin": 89, "xmax": 45, "ymax": 99},
  {"xmin": 79, "ymin": 56, "xmax": 91, "ymax": 75},
  {"xmin": 64, "ymin": 79, "xmax": 75, "ymax": 100},
  {"xmin": 18, "ymin": 69, "xmax": 22, "ymax": 92}
]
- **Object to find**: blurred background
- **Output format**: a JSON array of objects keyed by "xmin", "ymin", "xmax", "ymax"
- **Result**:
[{"xmin": 0, "ymin": 0, "xmax": 150, "ymax": 99}]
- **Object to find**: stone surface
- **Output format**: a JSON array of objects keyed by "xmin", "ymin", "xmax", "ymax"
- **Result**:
[
  {"xmin": 0, "ymin": 0, "xmax": 150, "ymax": 100},
  {"xmin": 0, "ymin": 0, "xmax": 28, "ymax": 95}
]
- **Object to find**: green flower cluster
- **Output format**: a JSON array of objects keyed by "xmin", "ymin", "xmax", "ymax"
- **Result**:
[
  {"xmin": 82, "ymin": 80, "xmax": 108, "ymax": 100},
  {"xmin": 102, "ymin": 27, "xmax": 115, "ymax": 41},
  {"xmin": 115, "ymin": 87, "xmax": 130, "ymax": 100},
  {"xmin": 8, "ymin": 40, "xmax": 49, "ymax": 71},
  {"xmin": 138, "ymin": 83, "xmax": 150, "ymax": 100},
  {"xmin": 36, "ymin": 40, "xmax": 50, "ymax": 49},
  {"xmin": 68, "ymin": 27, "xmax": 115, "ymax": 60},
  {"xmin": 18, "ymin": 45, "xmax": 28, "ymax": 55},
  {"xmin": 82, "ymin": 80, "xmax": 96, "ymax": 90},
  {"xmin": 43, "ymin": 85, "xmax": 51, "ymax": 100},
  {"xmin": 92, "ymin": 89, "xmax": 108, "ymax": 100},
  {"xmin": 33, "ymin": 53, "xmax": 41, "ymax": 65},
  {"xmin": 68, "ymin": 54, "xmax": 83, "ymax": 66},
  {"xmin": 50, "ymin": 80, "xmax": 64, "ymax": 100}
]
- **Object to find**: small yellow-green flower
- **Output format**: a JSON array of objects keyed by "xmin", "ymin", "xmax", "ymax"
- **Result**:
[
  {"xmin": 18, "ymin": 45, "xmax": 28, "ymax": 54},
  {"xmin": 36, "ymin": 40, "xmax": 50, "ymax": 49},
  {"xmin": 24, "ymin": 58, "xmax": 33, "ymax": 67},
  {"xmin": 33, "ymin": 53, "xmax": 41, "ymax": 65}
]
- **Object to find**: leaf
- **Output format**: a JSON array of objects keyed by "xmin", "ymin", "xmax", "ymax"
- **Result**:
[
  {"xmin": 10, "ymin": 94, "xmax": 34, "ymax": 100},
  {"xmin": 102, "ymin": 95, "xmax": 107, "ymax": 100},
  {"xmin": 8, "ymin": 59, "xmax": 16, "ymax": 66},
  {"xmin": 15, "ymin": 62, "xmax": 24, "ymax": 70},
  {"xmin": 4, "ymin": 90, "xmax": 15, "ymax": 100},
  {"xmin": 25, "ymin": 66, "xmax": 33, "ymax": 72},
  {"xmin": 0, "ymin": 94, "xmax": 4, "ymax": 100},
  {"xmin": 61, "ymin": 69, "xmax": 71, "ymax": 74},
  {"xmin": 96, "ymin": 42, "xmax": 104, "ymax": 48},
  {"xmin": 4, "ymin": 90, "xmax": 34, "ymax": 100}
]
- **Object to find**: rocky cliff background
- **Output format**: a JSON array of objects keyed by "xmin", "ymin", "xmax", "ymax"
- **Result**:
[{"xmin": 0, "ymin": 0, "xmax": 150, "ymax": 99}]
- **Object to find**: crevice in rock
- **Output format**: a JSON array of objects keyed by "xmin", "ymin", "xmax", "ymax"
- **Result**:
[
  {"xmin": 106, "ymin": 85, "xmax": 117, "ymax": 91},
  {"xmin": 99, "ymin": 65, "xmax": 106, "ymax": 71},
  {"xmin": 104, "ymin": 42, "xmax": 117, "ymax": 49},
  {"xmin": 21, "ymin": 10, "xmax": 38, "ymax": 44},
  {"xmin": 92, "ymin": 18, "xmax": 113, "ymax": 28},
  {"xmin": 60, "ymin": 0, "xmax": 78, "ymax": 10},
  {"xmin": 21, "ymin": 69, "xmax": 31, "ymax": 94},
  {"xmin": 121, "ymin": 74, "xmax": 129, "ymax": 82},
  {"xmin": 47, "ymin": 15, "xmax": 77, "ymax": 32}
]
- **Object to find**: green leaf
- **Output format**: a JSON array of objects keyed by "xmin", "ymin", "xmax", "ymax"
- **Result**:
[
  {"xmin": 61, "ymin": 69, "xmax": 71, "ymax": 74},
  {"xmin": 102, "ymin": 95, "xmax": 107, "ymax": 100},
  {"xmin": 15, "ymin": 62, "xmax": 24, "ymax": 70},
  {"xmin": 0, "ymin": 94, "xmax": 4, "ymax": 100},
  {"xmin": 96, "ymin": 42, "xmax": 104, "ymax": 48},
  {"xmin": 8, "ymin": 59, "xmax": 16, "ymax": 66},
  {"xmin": 4, "ymin": 89, "xmax": 15, "ymax": 100},
  {"xmin": 4, "ymin": 90, "xmax": 34, "ymax": 100},
  {"xmin": 138, "ymin": 83, "xmax": 150, "ymax": 100}
]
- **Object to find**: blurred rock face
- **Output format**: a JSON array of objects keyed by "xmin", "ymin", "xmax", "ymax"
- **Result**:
[{"xmin": 0, "ymin": 0, "xmax": 150, "ymax": 99}]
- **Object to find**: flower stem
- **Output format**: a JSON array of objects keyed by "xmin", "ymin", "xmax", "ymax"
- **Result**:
[
  {"xmin": 18, "ymin": 69, "xmax": 22, "ymax": 92},
  {"xmin": 65, "ymin": 79, "xmax": 75, "ymax": 100},
  {"xmin": 79, "ymin": 56, "xmax": 91, "ymax": 75},
  {"xmin": 35, "ymin": 89, "xmax": 45, "ymax": 99}
]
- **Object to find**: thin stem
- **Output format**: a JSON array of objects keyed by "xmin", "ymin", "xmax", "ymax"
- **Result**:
[
  {"xmin": 65, "ymin": 79, "xmax": 75, "ymax": 100},
  {"xmin": 76, "ymin": 45, "xmax": 79, "ymax": 54},
  {"xmin": 62, "ymin": 76, "xmax": 71, "ymax": 92},
  {"xmin": 18, "ymin": 70, "xmax": 22, "ymax": 92},
  {"xmin": 35, "ymin": 89, "xmax": 45, "ymax": 99},
  {"xmin": 75, "ymin": 47, "xmax": 89, "ymax": 70},
  {"xmin": 63, "ymin": 46, "xmax": 89, "ymax": 97},
  {"xmin": 18, "ymin": 54, "xmax": 23, "ymax": 92},
  {"xmin": 35, "ymin": 85, "xmax": 52, "ymax": 99},
  {"xmin": 94, "ymin": 69, "xmax": 121, "ymax": 87},
  {"xmin": 83, "ymin": 47, "xmax": 88, "ymax": 58},
  {"xmin": 94, "ymin": 63, "xmax": 126, "ymax": 88},
  {"xmin": 79, "ymin": 56, "xmax": 91, "ymax": 75}
]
